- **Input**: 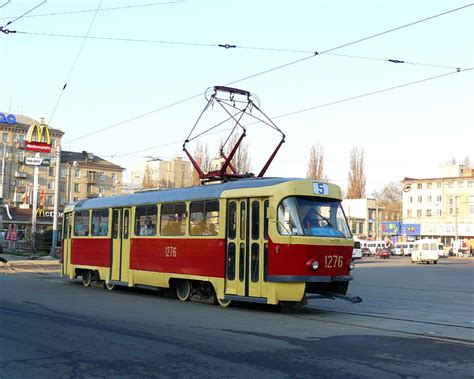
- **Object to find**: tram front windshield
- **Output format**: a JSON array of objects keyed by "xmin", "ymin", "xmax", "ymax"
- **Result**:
[{"xmin": 277, "ymin": 196, "xmax": 351, "ymax": 238}]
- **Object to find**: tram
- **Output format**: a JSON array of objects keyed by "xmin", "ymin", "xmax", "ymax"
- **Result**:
[{"xmin": 60, "ymin": 177, "xmax": 360, "ymax": 307}]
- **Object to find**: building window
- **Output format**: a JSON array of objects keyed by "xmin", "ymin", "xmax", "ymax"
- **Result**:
[
  {"xmin": 112, "ymin": 173, "xmax": 117, "ymax": 182},
  {"xmin": 426, "ymin": 209, "xmax": 432, "ymax": 217},
  {"xmin": 74, "ymin": 183, "xmax": 80, "ymax": 192},
  {"xmin": 74, "ymin": 169, "xmax": 80, "ymax": 179},
  {"xmin": 2, "ymin": 133, "xmax": 8, "ymax": 142},
  {"xmin": 437, "ymin": 182, "xmax": 442, "ymax": 188},
  {"xmin": 458, "ymin": 181, "xmax": 463, "ymax": 188},
  {"xmin": 73, "ymin": 197, "xmax": 79, "ymax": 202},
  {"xmin": 417, "ymin": 183, "xmax": 422, "ymax": 189},
  {"xmin": 48, "ymin": 182, "xmax": 54, "ymax": 190},
  {"xmin": 50, "ymin": 153, "xmax": 56, "ymax": 163},
  {"xmin": 60, "ymin": 168, "xmax": 66, "ymax": 178},
  {"xmin": 60, "ymin": 196, "xmax": 66, "ymax": 205},
  {"xmin": 436, "ymin": 210, "xmax": 442, "ymax": 216},
  {"xmin": 407, "ymin": 210, "xmax": 412, "ymax": 217},
  {"xmin": 99, "ymin": 172, "xmax": 105, "ymax": 181},
  {"xmin": 409, "ymin": 196, "xmax": 413, "ymax": 203},
  {"xmin": 416, "ymin": 210, "xmax": 422, "ymax": 217},
  {"xmin": 437, "ymin": 195, "xmax": 442, "ymax": 202},
  {"xmin": 468, "ymin": 181, "xmax": 474, "ymax": 188},
  {"xmin": 99, "ymin": 186, "xmax": 104, "ymax": 195},
  {"xmin": 111, "ymin": 187, "xmax": 116, "ymax": 195},
  {"xmin": 18, "ymin": 135, "xmax": 24, "ymax": 143},
  {"xmin": 47, "ymin": 195, "xmax": 53, "ymax": 205},
  {"xmin": 417, "ymin": 196, "xmax": 422, "ymax": 203},
  {"xmin": 426, "ymin": 182, "xmax": 432, "ymax": 189},
  {"xmin": 51, "ymin": 139, "xmax": 56, "ymax": 148},
  {"xmin": 427, "ymin": 195, "xmax": 432, "ymax": 202},
  {"xmin": 60, "ymin": 184, "xmax": 66, "ymax": 191},
  {"xmin": 48, "ymin": 167, "xmax": 54, "ymax": 176},
  {"xmin": 447, "ymin": 182, "xmax": 453, "ymax": 188}
]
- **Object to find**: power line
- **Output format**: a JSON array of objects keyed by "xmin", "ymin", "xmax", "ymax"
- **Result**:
[
  {"xmin": 59, "ymin": 3, "xmax": 473, "ymax": 145},
  {"xmin": 13, "ymin": 31, "xmax": 464, "ymax": 71},
  {"xmin": 1, "ymin": 0, "xmax": 45, "ymax": 28},
  {"xmin": 105, "ymin": 68, "xmax": 472, "ymax": 159},
  {"xmin": 48, "ymin": 1, "xmax": 103, "ymax": 125},
  {"xmin": 0, "ymin": 1, "xmax": 184, "ymax": 20}
]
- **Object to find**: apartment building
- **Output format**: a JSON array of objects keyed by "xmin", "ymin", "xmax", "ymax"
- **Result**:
[
  {"xmin": 130, "ymin": 157, "xmax": 192, "ymax": 189},
  {"xmin": 401, "ymin": 164, "xmax": 474, "ymax": 246},
  {"xmin": 1, "ymin": 113, "xmax": 124, "ymax": 240}
]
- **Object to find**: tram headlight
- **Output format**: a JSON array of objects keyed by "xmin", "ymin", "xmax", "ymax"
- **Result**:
[
  {"xmin": 349, "ymin": 261, "xmax": 355, "ymax": 270},
  {"xmin": 311, "ymin": 260, "xmax": 319, "ymax": 270}
]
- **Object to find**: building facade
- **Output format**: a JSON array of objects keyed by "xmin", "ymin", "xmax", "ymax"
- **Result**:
[
  {"xmin": 130, "ymin": 157, "xmax": 192, "ymax": 189},
  {"xmin": 401, "ymin": 164, "xmax": 474, "ymax": 246},
  {"xmin": 1, "ymin": 113, "xmax": 124, "ymax": 246},
  {"xmin": 342, "ymin": 198, "xmax": 380, "ymax": 239}
]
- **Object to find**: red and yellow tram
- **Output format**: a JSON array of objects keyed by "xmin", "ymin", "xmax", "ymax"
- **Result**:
[{"xmin": 61, "ymin": 178, "xmax": 359, "ymax": 306}]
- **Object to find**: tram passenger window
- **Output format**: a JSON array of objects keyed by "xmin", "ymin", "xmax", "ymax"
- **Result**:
[
  {"xmin": 251, "ymin": 201, "xmax": 260, "ymax": 240},
  {"xmin": 240, "ymin": 202, "xmax": 246, "ymax": 240},
  {"xmin": 135, "ymin": 205, "xmax": 157, "ymax": 236},
  {"xmin": 74, "ymin": 211, "xmax": 90, "ymax": 237},
  {"xmin": 161, "ymin": 203, "xmax": 186, "ymax": 236},
  {"xmin": 123, "ymin": 210, "xmax": 130, "ymax": 239},
  {"xmin": 251, "ymin": 243, "xmax": 259, "ymax": 282},
  {"xmin": 263, "ymin": 200, "xmax": 269, "ymax": 240},
  {"xmin": 227, "ymin": 243, "xmax": 236, "ymax": 280},
  {"xmin": 92, "ymin": 209, "xmax": 109, "ymax": 236},
  {"xmin": 190, "ymin": 200, "xmax": 219, "ymax": 236},
  {"xmin": 228, "ymin": 202, "xmax": 237, "ymax": 240}
]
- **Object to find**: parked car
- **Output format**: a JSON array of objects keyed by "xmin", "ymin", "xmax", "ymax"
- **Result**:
[
  {"xmin": 361, "ymin": 247, "xmax": 371, "ymax": 257},
  {"xmin": 375, "ymin": 248, "xmax": 391, "ymax": 259},
  {"xmin": 392, "ymin": 246, "xmax": 403, "ymax": 256}
]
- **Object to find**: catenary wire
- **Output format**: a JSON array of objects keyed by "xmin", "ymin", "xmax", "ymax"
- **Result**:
[
  {"xmin": 60, "ymin": 3, "xmax": 473, "ymax": 145},
  {"xmin": 13, "ymin": 31, "xmax": 464, "ymax": 71},
  {"xmin": 0, "ymin": 1, "xmax": 184, "ymax": 20},
  {"xmin": 48, "ymin": 1, "xmax": 103, "ymax": 125},
  {"xmin": 107, "ymin": 68, "xmax": 472, "ymax": 158},
  {"xmin": 1, "ymin": 0, "xmax": 45, "ymax": 28}
]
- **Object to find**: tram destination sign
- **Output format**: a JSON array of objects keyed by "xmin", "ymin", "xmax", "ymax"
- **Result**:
[{"xmin": 24, "ymin": 157, "xmax": 51, "ymax": 167}]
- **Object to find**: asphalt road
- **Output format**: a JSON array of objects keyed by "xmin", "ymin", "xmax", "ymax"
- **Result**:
[{"xmin": 0, "ymin": 256, "xmax": 473, "ymax": 378}]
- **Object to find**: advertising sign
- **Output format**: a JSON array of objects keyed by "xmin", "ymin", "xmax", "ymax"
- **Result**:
[
  {"xmin": 25, "ymin": 123, "xmax": 51, "ymax": 153},
  {"xmin": 400, "ymin": 223, "xmax": 421, "ymax": 236}
]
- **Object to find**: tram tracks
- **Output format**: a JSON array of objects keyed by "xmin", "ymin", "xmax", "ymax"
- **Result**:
[{"xmin": 296, "ymin": 302, "xmax": 474, "ymax": 346}]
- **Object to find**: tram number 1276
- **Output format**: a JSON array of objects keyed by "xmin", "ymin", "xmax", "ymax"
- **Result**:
[
  {"xmin": 165, "ymin": 246, "xmax": 177, "ymax": 258},
  {"xmin": 325, "ymin": 255, "xmax": 343, "ymax": 268}
]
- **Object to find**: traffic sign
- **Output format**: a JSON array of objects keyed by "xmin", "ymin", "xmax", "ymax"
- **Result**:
[{"xmin": 24, "ymin": 157, "xmax": 44, "ymax": 166}]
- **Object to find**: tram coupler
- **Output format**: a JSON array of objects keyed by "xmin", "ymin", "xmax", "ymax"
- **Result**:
[{"xmin": 307, "ymin": 291, "xmax": 363, "ymax": 304}]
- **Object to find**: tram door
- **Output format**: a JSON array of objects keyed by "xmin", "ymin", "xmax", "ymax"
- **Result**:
[
  {"xmin": 225, "ymin": 198, "xmax": 268, "ymax": 299},
  {"xmin": 110, "ymin": 208, "xmax": 131, "ymax": 283},
  {"xmin": 62, "ymin": 213, "xmax": 72, "ymax": 276}
]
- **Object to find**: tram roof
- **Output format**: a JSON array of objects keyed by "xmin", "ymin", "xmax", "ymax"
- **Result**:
[{"xmin": 71, "ymin": 177, "xmax": 301, "ymax": 211}]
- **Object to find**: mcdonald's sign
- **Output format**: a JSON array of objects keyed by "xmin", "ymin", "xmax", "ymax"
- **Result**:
[{"xmin": 26, "ymin": 123, "xmax": 51, "ymax": 152}]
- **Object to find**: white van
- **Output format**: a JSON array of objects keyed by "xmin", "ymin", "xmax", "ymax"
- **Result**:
[
  {"xmin": 437, "ymin": 243, "xmax": 447, "ymax": 258},
  {"xmin": 411, "ymin": 239, "xmax": 439, "ymax": 264},
  {"xmin": 352, "ymin": 240, "xmax": 362, "ymax": 259},
  {"xmin": 394, "ymin": 242, "xmax": 415, "ymax": 256}
]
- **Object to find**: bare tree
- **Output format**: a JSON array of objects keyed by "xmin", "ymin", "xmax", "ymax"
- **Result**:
[
  {"xmin": 347, "ymin": 147, "xmax": 366, "ymax": 199},
  {"xmin": 447, "ymin": 157, "xmax": 457, "ymax": 165},
  {"xmin": 223, "ymin": 134, "xmax": 251, "ymax": 174},
  {"xmin": 372, "ymin": 182, "xmax": 402, "ymax": 221},
  {"xmin": 192, "ymin": 142, "xmax": 210, "ymax": 186},
  {"xmin": 141, "ymin": 164, "xmax": 157, "ymax": 189},
  {"xmin": 462, "ymin": 156, "xmax": 471, "ymax": 167},
  {"xmin": 306, "ymin": 144, "xmax": 328, "ymax": 181}
]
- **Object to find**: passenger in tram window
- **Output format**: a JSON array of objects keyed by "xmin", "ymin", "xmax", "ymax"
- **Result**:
[
  {"xmin": 140, "ymin": 217, "xmax": 155, "ymax": 236},
  {"xmin": 162, "ymin": 215, "xmax": 179, "ymax": 236},
  {"xmin": 192, "ymin": 218, "xmax": 207, "ymax": 236},
  {"xmin": 207, "ymin": 223, "xmax": 218, "ymax": 236}
]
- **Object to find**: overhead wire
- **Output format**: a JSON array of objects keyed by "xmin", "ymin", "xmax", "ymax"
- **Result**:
[
  {"xmin": 107, "ymin": 67, "xmax": 473, "ymax": 159},
  {"xmin": 1, "ymin": 0, "xmax": 45, "ymax": 28},
  {"xmin": 48, "ymin": 1, "xmax": 103, "ymax": 124},
  {"xmin": 0, "ymin": 1, "xmax": 184, "ymax": 20},
  {"xmin": 60, "ymin": 3, "xmax": 473, "ymax": 145}
]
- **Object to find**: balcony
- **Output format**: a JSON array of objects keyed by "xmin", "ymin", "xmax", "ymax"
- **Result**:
[
  {"xmin": 15, "ymin": 141, "xmax": 26, "ymax": 150},
  {"xmin": 85, "ymin": 172, "xmax": 97, "ymax": 184},
  {"xmin": 14, "ymin": 171, "xmax": 27, "ymax": 178}
]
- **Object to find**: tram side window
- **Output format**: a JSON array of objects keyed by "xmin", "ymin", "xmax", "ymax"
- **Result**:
[
  {"xmin": 134, "ymin": 205, "xmax": 158, "ymax": 236},
  {"xmin": 74, "ymin": 211, "xmax": 90, "ymax": 236},
  {"xmin": 161, "ymin": 202, "xmax": 186, "ymax": 236},
  {"xmin": 190, "ymin": 200, "xmax": 219, "ymax": 236},
  {"xmin": 92, "ymin": 209, "xmax": 109, "ymax": 236}
]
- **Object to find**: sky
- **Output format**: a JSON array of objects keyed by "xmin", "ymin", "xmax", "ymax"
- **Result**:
[{"xmin": 1, "ymin": 0, "xmax": 473, "ymax": 195}]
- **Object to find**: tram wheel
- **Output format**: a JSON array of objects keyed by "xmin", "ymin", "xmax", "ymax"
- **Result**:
[
  {"xmin": 104, "ymin": 281, "xmax": 115, "ymax": 291},
  {"xmin": 176, "ymin": 279, "xmax": 191, "ymax": 301},
  {"xmin": 82, "ymin": 270, "xmax": 92, "ymax": 287},
  {"xmin": 216, "ymin": 297, "xmax": 232, "ymax": 308}
]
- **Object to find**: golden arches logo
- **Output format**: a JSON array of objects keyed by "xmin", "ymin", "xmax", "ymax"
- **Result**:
[{"xmin": 26, "ymin": 123, "xmax": 51, "ymax": 152}]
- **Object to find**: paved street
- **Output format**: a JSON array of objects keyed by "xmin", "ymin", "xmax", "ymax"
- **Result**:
[{"xmin": 1, "ymin": 256, "xmax": 473, "ymax": 378}]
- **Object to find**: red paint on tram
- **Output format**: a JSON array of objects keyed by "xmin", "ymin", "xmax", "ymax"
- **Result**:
[{"xmin": 71, "ymin": 238, "xmax": 111, "ymax": 267}]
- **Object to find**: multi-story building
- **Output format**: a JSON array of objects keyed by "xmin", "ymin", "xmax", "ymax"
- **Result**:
[
  {"xmin": 1, "ymin": 113, "xmax": 124, "ymax": 243},
  {"xmin": 342, "ymin": 198, "xmax": 380, "ymax": 239},
  {"xmin": 130, "ymin": 157, "xmax": 192, "ymax": 189},
  {"xmin": 401, "ymin": 164, "xmax": 474, "ymax": 246}
]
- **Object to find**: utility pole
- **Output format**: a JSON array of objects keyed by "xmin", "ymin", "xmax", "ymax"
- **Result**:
[
  {"xmin": 31, "ymin": 153, "xmax": 39, "ymax": 255},
  {"xmin": 51, "ymin": 146, "xmax": 61, "ymax": 257},
  {"xmin": 0, "ymin": 141, "xmax": 6, "ymax": 198}
]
